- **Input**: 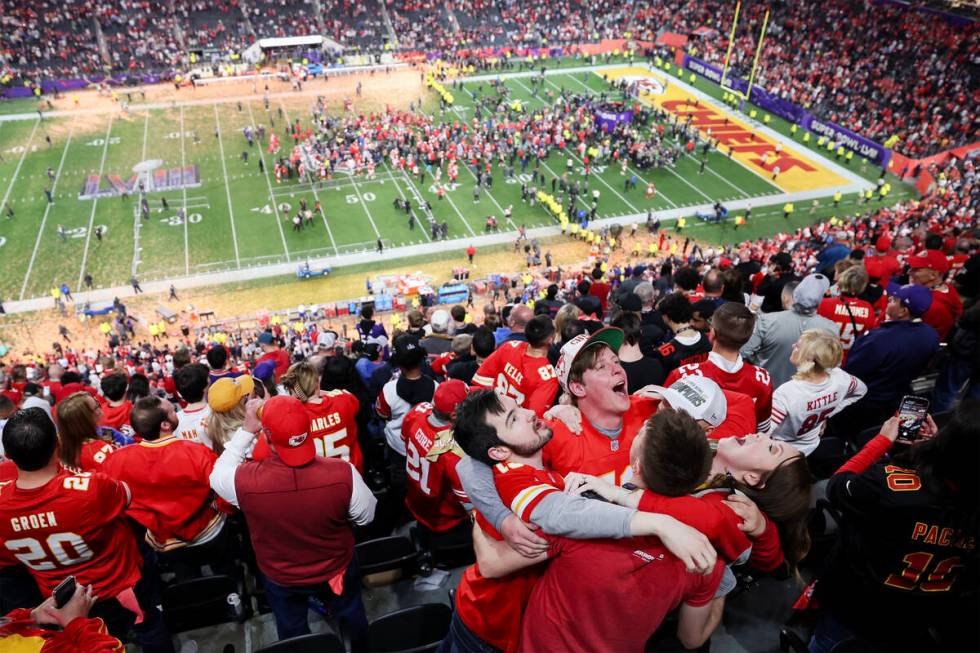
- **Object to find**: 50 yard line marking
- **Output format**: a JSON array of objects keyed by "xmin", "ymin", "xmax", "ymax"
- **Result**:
[
  {"xmin": 179, "ymin": 107, "xmax": 189, "ymax": 275},
  {"xmin": 76, "ymin": 117, "xmax": 114, "ymax": 289},
  {"xmin": 19, "ymin": 117, "xmax": 76, "ymax": 300},
  {"xmin": 213, "ymin": 104, "xmax": 242, "ymax": 268},
  {"xmin": 380, "ymin": 158, "xmax": 432, "ymax": 243},
  {"xmin": 245, "ymin": 101, "xmax": 290, "ymax": 261}
]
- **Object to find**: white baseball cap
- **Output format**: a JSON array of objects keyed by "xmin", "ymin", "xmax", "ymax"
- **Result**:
[
  {"xmin": 555, "ymin": 327, "xmax": 625, "ymax": 392},
  {"xmin": 647, "ymin": 376, "xmax": 727, "ymax": 427},
  {"xmin": 316, "ymin": 330, "xmax": 338, "ymax": 349}
]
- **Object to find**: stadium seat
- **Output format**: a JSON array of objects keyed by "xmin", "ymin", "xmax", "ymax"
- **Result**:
[
  {"xmin": 801, "ymin": 499, "xmax": 842, "ymax": 570},
  {"xmin": 161, "ymin": 574, "xmax": 249, "ymax": 633},
  {"xmin": 366, "ymin": 603, "xmax": 452, "ymax": 653},
  {"xmin": 356, "ymin": 535, "xmax": 420, "ymax": 586},
  {"xmin": 254, "ymin": 631, "xmax": 345, "ymax": 653}
]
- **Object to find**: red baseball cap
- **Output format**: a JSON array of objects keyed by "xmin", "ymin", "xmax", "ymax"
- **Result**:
[
  {"xmin": 907, "ymin": 249, "xmax": 949, "ymax": 275},
  {"xmin": 864, "ymin": 258, "xmax": 885, "ymax": 281},
  {"xmin": 260, "ymin": 395, "xmax": 315, "ymax": 467},
  {"xmin": 875, "ymin": 235, "xmax": 892, "ymax": 252},
  {"xmin": 434, "ymin": 379, "xmax": 469, "ymax": 416}
]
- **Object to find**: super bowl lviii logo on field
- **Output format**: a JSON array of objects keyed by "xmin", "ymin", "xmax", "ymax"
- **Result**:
[
  {"xmin": 616, "ymin": 75, "xmax": 667, "ymax": 97},
  {"xmin": 79, "ymin": 159, "xmax": 202, "ymax": 200}
]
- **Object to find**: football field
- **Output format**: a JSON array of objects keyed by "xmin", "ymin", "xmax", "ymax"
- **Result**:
[{"xmin": 0, "ymin": 62, "xmax": 913, "ymax": 304}]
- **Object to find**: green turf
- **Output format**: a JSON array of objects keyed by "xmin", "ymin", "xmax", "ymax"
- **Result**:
[{"xmin": 0, "ymin": 59, "xmax": 915, "ymax": 302}]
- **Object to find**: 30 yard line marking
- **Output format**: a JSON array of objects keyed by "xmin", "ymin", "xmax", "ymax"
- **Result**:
[
  {"xmin": 381, "ymin": 159, "xmax": 432, "ymax": 243},
  {"xmin": 213, "ymin": 104, "xmax": 242, "ymax": 268},
  {"xmin": 244, "ymin": 101, "xmax": 290, "ymax": 261},
  {"xmin": 276, "ymin": 100, "xmax": 338, "ymax": 256},
  {"xmin": 179, "ymin": 106, "xmax": 190, "ymax": 275},
  {"xmin": 76, "ymin": 117, "xmax": 114, "ymax": 289},
  {"xmin": 131, "ymin": 111, "xmax": 149, "ymax": 276},
  {"xmin": 19, "ymin": 117, "xmax": 76, "ymax": 300},
  {"xmin": 0, "ymin": 118, "xmax": 40, "ymax": 217}
]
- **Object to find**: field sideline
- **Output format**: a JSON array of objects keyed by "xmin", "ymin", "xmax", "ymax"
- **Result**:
[{"xmin": 0, "ymin": 59, "xmax": 915, "ymax": 311}]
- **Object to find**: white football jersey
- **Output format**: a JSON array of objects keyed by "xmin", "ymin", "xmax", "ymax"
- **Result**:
[
  {"xmin": 176, "ymin": 404, "xmax": 212, "ymax": 445},
  {"xmin": 768, "ymin": 368, "xmax": 866, "ymax": 455}
]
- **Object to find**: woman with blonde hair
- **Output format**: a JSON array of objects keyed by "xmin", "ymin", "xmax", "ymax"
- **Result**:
[
  {"xmin": 767, "ymin": 329, "xmax": 867, "ymax": 455},
  {"xmin": 205, "ymin": 376, "xmax": 254, "ymax": 455},
  {"xmin": 56, "ymin": 392, "xmax": 119, "ymax": 471},
  {"xmin": 252, "ymin": 360, "xmax": 363, "ymax": 469}
]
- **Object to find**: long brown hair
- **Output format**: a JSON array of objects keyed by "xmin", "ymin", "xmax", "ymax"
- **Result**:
[
  {"xmin": 712, "ymin": 454, "xmax": 813, "ymax": 574},
  {"xmin": 55, "ymin": 392, "xmax": 107, "ymax": 468}
]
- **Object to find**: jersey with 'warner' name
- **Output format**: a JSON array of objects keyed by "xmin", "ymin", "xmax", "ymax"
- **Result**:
[
  {"xmin": 401, "ymin": 402, "xmax": 469, "ymax": 533},
  {"xmin": 472, "ymin": 341, "xmax": 559, "ymax": 417},
  {"xmin": 455, "ymin": 463, "xmax": 564, "ymax": 652},
  {"xmin": 0, "ymin": 469, "xmax": 142, "ymax": 599},
  {"xmin": 768, "ymin": 368, "xmax": 866, "ymax": 455},
  {"xmin": 543, "ymin": 395, "xmax": 657, "ymax": 485},
  {"xmin": 666, "ymin": 354, "xmax": 774, "ymax": 432},
  {"xmin": 818, "ymin": 296, "xmax": 877, "ymax": 363},
  {"xmin": 253, "ymin": 390, "xmax": 362, "ymax": 472}
]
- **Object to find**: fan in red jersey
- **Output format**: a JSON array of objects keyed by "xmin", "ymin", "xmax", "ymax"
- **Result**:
[
  {"xmin": 0, "ymin": 408, "xmax": 175, "ymax": 650},
  {"xmin": 253, "ymin": 361, "xmax": 363, "ymax": 471},
  {"xmin": 908, "ymin": 250, "xmax": 963, "ymax": 341},
  {"xmin": 818, "ymin": 265, "xmax": 877, "ymax": 362},
  {"xmin": 96, "ymin": 374, "xmax": 133, "ymax": 437},
  {"xmin": 666, "ymin": 302, "xmax": 773, "ymax": 432},
  {"xmin": 471, "ymin": 315, "xmax": 559, "ymax": 417},
  {"xmin": 401, "ymin": 380, "xmax": 472, "ymax": 548},
  {"xmin": 0, "ymin": 582, "xmax": 124, "ymax": 652},
  {"xmin": 55, "ymin": 394, "xmax": 121, "ymax": 473}
]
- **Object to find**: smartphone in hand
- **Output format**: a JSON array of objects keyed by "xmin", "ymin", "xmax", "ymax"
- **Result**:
[
  {"xmin": 52, "ymin": 576, "xmax": 76, "ymax": 609},
  {"xmin": 896, "ymin": 395, "xmax": 930, "ymax": 444}
]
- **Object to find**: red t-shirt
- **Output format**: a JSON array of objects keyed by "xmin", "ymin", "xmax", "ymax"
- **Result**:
[
  {"xmin": 588, "ymin": 281, "xmax": 611, "ymax": 315},
  {"xmin": 98, "ymin": 401, "xmax": 133, "ymax": 435},
  {"xmin": 0, "ymin": 469, "xmax": 142, "ymax": 599},
  {"xmin": 78, "ymin": 439, "xmax": 116, "ymax": 473},
  {"xmin": 543, "ymin": 395, "xmax": 657, "ymax": 485},
  {"xmin": 666, "ymin": 357, "xmax": 774, "ymax": 431},
  {"xmin": 253, "ymin": 390, "xmax": 362, "ymax": 472},
  {"xmin": 257, "ymin": 349, "xmax": 291, "ymax": 382},
  {"xmin": 519, "ymin": 536, "xmax": 723, "ymax": 653},
  {"xmin": 102, "ymin": 436, "xmax": 224, "ymax": 550},
  {"xmin": 471, "ymin": 341, "xmax": 559, "ymax": 418},
  {"xmin": 455, "ymin": 463, "xmax": 564, "ymax": 652},
  {"xmin": 401, "ymin": 403, "xmax": 469, "ymax": 533},
  {"xmin": 638, "ymin": 488, "xmax": 784, "ymax": 571}
]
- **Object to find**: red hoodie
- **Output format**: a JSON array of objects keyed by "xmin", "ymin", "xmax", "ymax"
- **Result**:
[{"xmin": 99, "ymin": 400, "xmax": 133, "ymax": 433}]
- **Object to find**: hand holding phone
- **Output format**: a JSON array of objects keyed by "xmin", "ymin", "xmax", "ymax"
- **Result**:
[
  {"xmin": 53, "ymin": 575, "xmax": 76, "ymax": 609},
  {"xmin": 896, "ymin": 395, "xmax": 930, "ymax": 444}
]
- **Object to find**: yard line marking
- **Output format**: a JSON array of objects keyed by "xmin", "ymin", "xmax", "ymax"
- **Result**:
[
  {"xmin": 213, "ymin": 104, "xmax": 242, "ymax": 268},
  {"xmin": 510, "ymin": 75, "xmax": 646, "ymax": 215},
  {"xmin": 348, "ymin": 170, "xmax": 383, "ymax": 239},
  {"xmin": 76, "ymin": 116, "xmax": 114, "ymax": 289},
  {"xmin": 19, "ymin": 117, "xmax": 76, "ymax": 300},
  {"xmin": 245, "ymin": 101, "xmax": 290, "ymax": 261},
  {"xmin": 276, "ymin": 100, "xmax": 338, "ymax": 256},
  {"xmin": 0, "ymin": 118, "xmax": 39, "ymax": 215},
  {"xmin": 131, "ymin": 111, "xmax": 150, "ymax": 276},
  {"xmin": 381, "ymin": 159, "xmax": 432, "ymax": 242},
  {"xmin": 179, "ymin": 107, "xmax": 190, "ymax": 275}
]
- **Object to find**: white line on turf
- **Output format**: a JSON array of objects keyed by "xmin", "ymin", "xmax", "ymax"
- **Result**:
[
  {"xmin": 213, "ymin": 104, "xmax": 242, "ymax": 268},
  {"xmin": 244, "ymin": 101, "xmax": 290, "ymax": 261},
  {"xmin": 0, "ymin": 118, "xmax": 40, "ymax": 214},
  {"xmin": 380, "ymin": 159, "xmax": 432, "ymax": 243},
  {"xmin": 276, "ymin": 100, "xmax": 339, "ymax": 257},
  {"xmin": 179, "ymin": 106, "xmax": 190, "ymax": 275},
  {"xmin": 131, "ymin": 111, "xmax": 150, "ymax": 276},
  {"xmin": 19, "ymin": 117, "xmax": 76, "ymax": 300},
  {"xmin": 348, "ymin": 169, "xmax": 383, "ymax": 239},
  {"xmin": 76, "ymin": 116, "xmax": 114, "ymax": 289}
]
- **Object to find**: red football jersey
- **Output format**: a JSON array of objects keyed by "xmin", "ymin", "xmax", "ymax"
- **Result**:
[
  {"xmin": 818, "ymin": 296, "xmax": 877, "ymax": 362},
  {"xmin": 666, "ymin": 356, "xmax": 774, "ymax": 431},
  {"xmin": 0, "ymin": 469, "xmax": 142, "ymax": 599},
  {"xmin": 472, "ymin": 341, "xmax": 559, "ymax": 417},
  {"xmin": 401, "ymin": 403, "xmax": 469, "ymax": 533},
  {"xmin": 708, "ymin": 390, "xmax": 758, "ymax": 439},
  {"xmin": 253, "ymin": 390, "xmax": 362, "ymax": 472},
  {"xmin": 543, "ymin": 395, "xmax": 657, "ymax": 485},
  {"xmin": 98, "ymin": 401, "xmax": 133, "ymax": 435},
  {"xmin": 102, "ymin": 436, "xmax": 224, "ymax": 551},
  {"xmin": 78, "ymin": 439, "xmax": 116, "ymax": 473},
  {"xmin": 455, "ymin": 463, "xmax": 564, "ymax": 652}
]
